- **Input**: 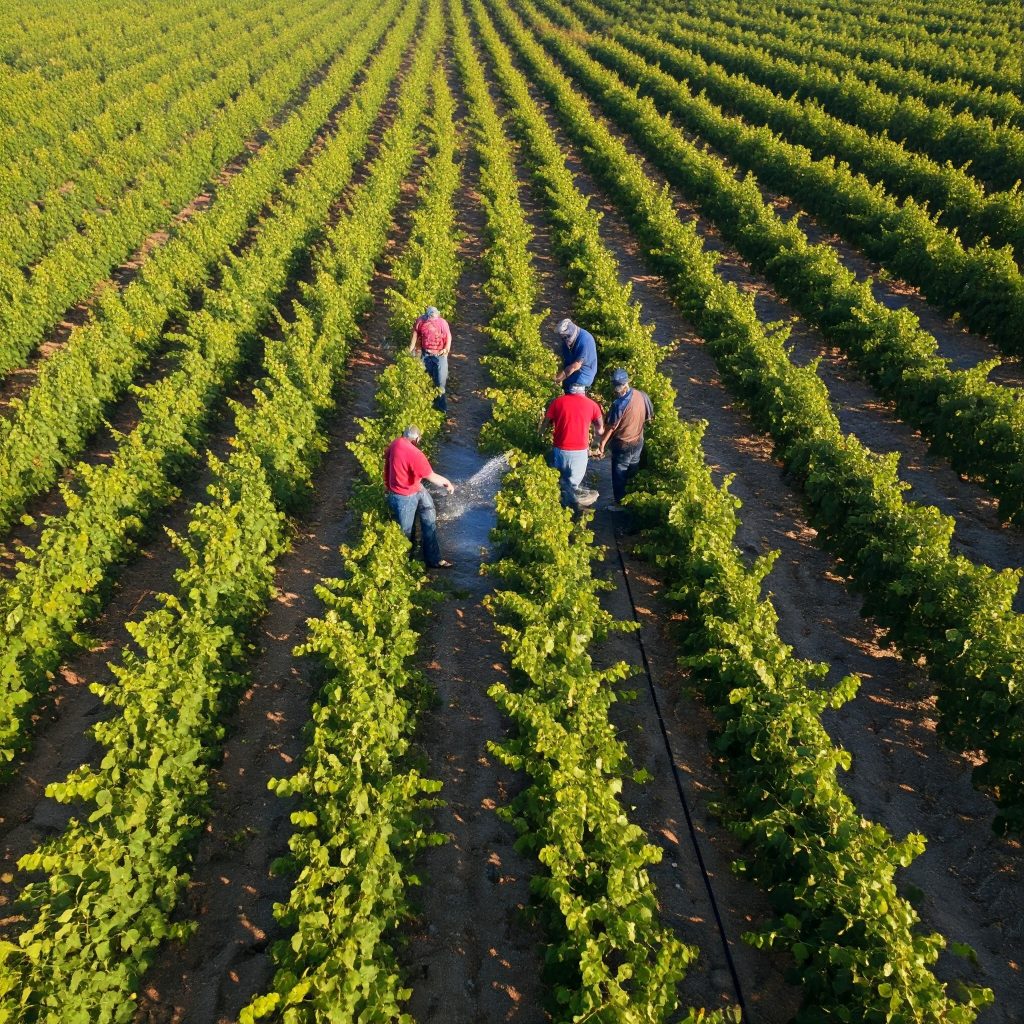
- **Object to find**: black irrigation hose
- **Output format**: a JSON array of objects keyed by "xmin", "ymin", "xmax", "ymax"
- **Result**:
[{"xmin": 610, "ymin": 523, "xmax": 749, "ymax": 1022}]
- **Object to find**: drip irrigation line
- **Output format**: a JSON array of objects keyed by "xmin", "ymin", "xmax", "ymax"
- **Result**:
[{"xmin": 610, "ymin": 522, "xmax": 749, "ymax": 1022}]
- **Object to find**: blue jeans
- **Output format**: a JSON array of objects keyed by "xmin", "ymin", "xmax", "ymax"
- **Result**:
[
  {"xmin": 386, "ymin": 488, "xmax": 442, "ymax": 566},
  {"xmin": 422, "ymin": 353, "xmax": 448, "ymax": 413},
  {"xmin": 551, "ymin": 447, "xmax": 588, "ymax": 508},
  {"xmin": 610, "ymin": 440, "xmax": 643, "ymax": 503}
]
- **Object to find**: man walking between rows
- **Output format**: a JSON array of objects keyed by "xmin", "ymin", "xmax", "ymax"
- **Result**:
[
  {"xmin": 540, "ymin": 384, "xmax": 604, "ymax": 509},
  {"xmin": 554, "ymin": 318, "xmax": 598, "ymax": 393},
  {"xmin": 597, "ymin": 368, "xmax": 654, "ymax": 510},
  {"xmin": 409, "ymin": 306, "xmax": 452, "ymax": 414},
  {"xmin": 384, "ymin": 426, "xmax": 455, "ymax": 568}
]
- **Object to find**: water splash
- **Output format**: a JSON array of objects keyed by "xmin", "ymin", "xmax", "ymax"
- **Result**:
[{"xmin": 437, "ymin": 452, "xmax": 510, "ymax": 522}]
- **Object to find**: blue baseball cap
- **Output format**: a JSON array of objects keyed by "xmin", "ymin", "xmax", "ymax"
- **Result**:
[
  {"xmin": 424, "ymin": 306, "xmax": 440, "ymax": 318},
  {"xmin": 611, "ymin": 368, "xmax": 629, "ymax": 386}
]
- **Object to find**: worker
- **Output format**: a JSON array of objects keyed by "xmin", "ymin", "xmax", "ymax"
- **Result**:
[
  {"xmin": 383, "ymin": 425, "xmax": 455, "ymax": 568},
  {"xmin": 409, "ymin": 306, "xmax": 452, "ymax": 413},
  {"xmin": 553, "ymin": 318, "xmax": 598, "ymax": 392},
  {"xmin": 597, "ymin": 368, "xmax": 654, "ymax": 510},
  {"xmin": 540, "ymin": 383, "xmax": 604, "ymax": 508}
]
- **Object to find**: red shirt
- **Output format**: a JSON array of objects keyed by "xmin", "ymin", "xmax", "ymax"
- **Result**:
[
  {"xmin": 413, "ymin": 316, "xmax": 451, "ymax": 354},
  {"xmin": 545, "ymin": 393, "xmax": 603, "ymax": 451},
  {"xmin": 384, "ymin": 437, "xmax": 433, "ymax": 495}
]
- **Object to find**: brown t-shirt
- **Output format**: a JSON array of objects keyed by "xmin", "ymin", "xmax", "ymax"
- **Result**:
[{"xmin": 608, "ymin": 388, "xmax": 653, "ymax": 446}]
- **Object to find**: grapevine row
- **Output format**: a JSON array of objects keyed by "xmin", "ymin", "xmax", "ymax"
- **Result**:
[
  {"xmin": 0, "ymin": 0, "xmax": 284, "ymax": 217},
  {"xmin": 0, "ymin": 0, "xmax": 372, "ymax": 379},
  {"xmin": 630, "ymin": 10, "xmax": 1024, "ymax": 199},
  {"xmin": 0, "ymin": 0, "xmax": 396, "ymax": 537},
  {"xmin": 648, "ymin": 0, "xmax": 1022, "ymax": 96},
  {"xmin": 0, "ymin": 0, "xmax": 413, "ymax": 775},
  {"xmin": 242, "ymin": 51, "xmax": 457, "ymax": 1022},
  {"xmin": 630, "ymin": 8, "xmax": 1024, "ymax": 179},
  {"xmin": 523, "ymin": 0, "xmax": 1024, "ymax": 524},
  {"xmin": 0, "ymin": 9, "xmax": 441, "ymax": 1020},
  {"xmin": 561, "ymin": 13, "xmax": 1024, "ymax": 358},
  {"xmin": 474, "ymin": 2, "xmax": 994, "ymax": 1018},
  {"xmin": 0, "ymin": 0, "xmax": 226, "ymax": 169},
  {"xmin": 0, "ymin": 0, "xmax": 335, "ymax": 282},
  {"xmin": 593, "ymin": 0, "xmax": 1024, "ymax": 128},
  {"xmin": 489, "ymin": 0, "xmax": 1024, "ymax": 832},
  {"xmin": 454, "ymin": 5, "xmax": 704, "ymax": 1018},
  {"xmin": 573, "ymin": 1, "xmax": 1024, "ymax": 245}
]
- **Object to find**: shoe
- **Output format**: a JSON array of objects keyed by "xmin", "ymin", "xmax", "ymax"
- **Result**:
[{"xmin": 428, "ymin": 559, "xmax": 455, "ymax": 569}]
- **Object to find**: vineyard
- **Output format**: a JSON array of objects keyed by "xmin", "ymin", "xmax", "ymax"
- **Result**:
[{"xmin": 0, "ymin": 0, "xmax": 1021, "ymax": 1019}]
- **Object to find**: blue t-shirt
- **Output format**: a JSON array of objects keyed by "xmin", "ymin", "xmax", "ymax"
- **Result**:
[{"xmin": 561, "ymin": 327, "xmax": 598, "ymax": 388}]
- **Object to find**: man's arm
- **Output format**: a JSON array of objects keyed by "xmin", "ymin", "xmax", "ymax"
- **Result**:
[
  {"xmin": 441, "ymin": 321, "xmax": 452, "ymax": 357},
  {"xmin": 597, "ymin": 418, "xmax": 619, "ymax": 455},
  {"xmin": 425, "ymin": 471, "xmax": 455, "ymax": 493},
  {"xmin": 554, "ymin": 359, "xmax": 582, "ymax": 384},
  {"xmin": 408, "ymin": 324, "xmax": 420, "ymax": 354}
]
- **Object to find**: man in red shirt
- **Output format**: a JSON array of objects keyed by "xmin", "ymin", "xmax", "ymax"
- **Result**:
[
  {"xmin": 539, "ymin": 384, "xmax": 604, "ymax": 509},
  {"xmin": 409, "ymin": 306, "xmax": 452, "ymax": 414},
  {"xmin": 383, "ymin": 425, "xmax": 455, "ymax": 568}
]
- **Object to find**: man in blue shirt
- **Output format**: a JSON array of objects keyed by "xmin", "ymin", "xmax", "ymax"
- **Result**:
[{"xmin": 554, "ymin": 318, "xmax": 598, "ymax": 392}]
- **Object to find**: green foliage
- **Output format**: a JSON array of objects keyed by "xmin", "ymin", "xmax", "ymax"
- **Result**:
[
  {"xmin": 242, "ymin": 14, "xmax": 461, "ymax": 1019},
  {"xmin": 385, "ymin": 67, "xmax": 464, "ymax": 344},
  {"xmin": 0, "ymin": 0, "xmax": 395, "ymax": 533},
  {"xmin": 0, "ymin": 0, "xmax": 413, "ymax": 774},
  {"xmin": 241, "ymin": 518, "xmax": 444, "ymax": 1024},
  {"xmin": 487, "ymin": 460, "xmax": 697, "ymax": 1022},
  {"xmin": 0, "ymin": 0, "xmax": 385, "ymax": 380},
  {"xmin": 0, "ymin": 7, "xmax": 434, "ymax": 1018},
  {"xmin": 531, "ymin": 0, "xmax": 1024, "ymax": 525},
  {"xmin": 475, "ymin": 0, "xmax": 995, "ymax": 1017},
  {"xmin": 492, "ymin": 0, "xmax": 1024, "ymax": 835},
  {"xmin": 452, "ymin": 10, "xmax": 712, "ymax": 1017}
]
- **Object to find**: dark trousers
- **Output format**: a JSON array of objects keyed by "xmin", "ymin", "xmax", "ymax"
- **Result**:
[
  {"xmin": 422, "ymin": 353, "xmax": 448, "ymax": 413},
  {"xmin": 611, "ymin": 440, "xmax": 643, "ymax": 503}
]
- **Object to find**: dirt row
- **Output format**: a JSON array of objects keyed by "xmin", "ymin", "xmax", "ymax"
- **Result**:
[{"xmin": 497, "ymin": 40, "xmax": 1023, "ymax": 1017}]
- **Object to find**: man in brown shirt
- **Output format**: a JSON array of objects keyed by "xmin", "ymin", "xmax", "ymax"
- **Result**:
[{"xmin": 597, "ymin": 368, "xmax": 654, "ymax": 508}]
